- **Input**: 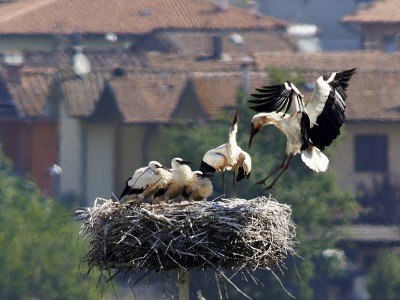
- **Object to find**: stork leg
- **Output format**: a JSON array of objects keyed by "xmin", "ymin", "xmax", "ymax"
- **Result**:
[
  {"xmin": 232, "ymin": 170, "xmax": 237, "ymax": 198},
  {"xmin": 256, "ymin": 154, "xmax": 293, "ymax": 189},
  {"xmin": 264, "ymin": 154, "xmax": 293, "ymax": 190}
]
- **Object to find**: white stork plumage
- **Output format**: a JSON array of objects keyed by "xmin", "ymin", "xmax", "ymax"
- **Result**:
[
  {"xmin": 184, "ymin": 171, "xmax": 213, "ymax": 201},
  {"xmin": 119, "ymin": 161, "xmax": 172, "ymax": 205},
  {"xmin": 248, "ymin": 68, "xmax": 356, "ymax": 189},
  {"xmin": 200, "ymin": 109, "xmax": 252, "ymax": 196},
  {"xmin": 154, "ymin": 157, "xmax": 194, "ymax": 203}
]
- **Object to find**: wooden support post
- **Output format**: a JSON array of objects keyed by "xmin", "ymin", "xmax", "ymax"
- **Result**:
[{"xmin": 178, "ymin": 268, "xmax": 189, "ymax": 300}]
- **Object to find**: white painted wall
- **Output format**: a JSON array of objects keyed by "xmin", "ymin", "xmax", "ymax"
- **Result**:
[
  {"xmin": 59, "ymin": 101, "xmax": 82, "ymax": 198},
  {"xmin": 331, "ymin": 123, "xmax": 400, "ymax": 190},
  {"xmin": 86, "ymin": 124, "xmax": 115, "ymax": 203}
]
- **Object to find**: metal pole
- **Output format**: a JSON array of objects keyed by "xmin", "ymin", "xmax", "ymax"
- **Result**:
[{"xmin": 178, "ymin": 268, "xmax": 189, "ymax": 300}]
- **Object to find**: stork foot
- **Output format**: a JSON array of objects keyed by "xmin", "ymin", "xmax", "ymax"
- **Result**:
[
  {"xmin": 255, "ymin": 177, "xmax": 269, "ymax": 186},
  {"xmin": 263, "ymin": 184, "xmax": 275, "ymax": 190}
]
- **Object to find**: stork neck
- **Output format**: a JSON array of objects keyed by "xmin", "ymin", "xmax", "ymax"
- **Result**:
[{"xmin": 228, "ymin": 124, "xmax": 238, "ymax": 145}]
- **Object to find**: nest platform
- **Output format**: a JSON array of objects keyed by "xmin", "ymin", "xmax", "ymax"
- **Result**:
[{"xmin": 77, "ymin": 196, "xmax": 296, "ymax": 275}]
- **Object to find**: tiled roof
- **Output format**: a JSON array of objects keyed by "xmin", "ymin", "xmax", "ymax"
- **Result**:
[
  {"xmin": 58, "ymin": 69, "xmax": 108, "ymax": 117},
  {"xmin": 346, "ymin": 70, "xmax": 400, "ymax": 122},
  {"xmin": 253, "ymin": 51, "xmax": 400, "ymax": 72},
  {"xmin": 253, "ymin": 51, "xmax": 400, "ymax": 122},
  {"xmin": 57, "ymin": 69, "xmax": 268, "ymax": 124},
  {"xmin": 108, "ymin": 72, "xmax": 187, "ymax": 123},
  {"xmin": 0, "ymin": 0, "xmax": 287, "ymax": 35},
  {"xmin": 158, "ymin": 31, "xmax": 295, "ymax": 56},
  {"xmin": 5, "ymin": 50, "xmax": 400, "ymax": 124},
  {"xmin": 0, "ymin": 67, "xmax": 54, "ymax": 117},
  {"xmin": 190, "ymin": 72, "xmax": 268, "ymax": 117},
  {"xmin": 143, "ymin": 52, "xmax": 249, "ymax": 72},
  {"xmin": 342, "ymin": 0, "xmax": 400, "ymax": 24}
]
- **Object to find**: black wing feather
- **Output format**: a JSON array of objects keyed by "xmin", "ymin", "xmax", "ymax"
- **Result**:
[
  {"xmin": 310, "ymin": 68, "xmax": 356, "ymax": 150},
  {"xmin": 249, "ymin": 83, "xmax": 293, "ymax": 114},
  {"xmin": 300, "ymin": 112, "xmax": 311, "ymax": 151}
]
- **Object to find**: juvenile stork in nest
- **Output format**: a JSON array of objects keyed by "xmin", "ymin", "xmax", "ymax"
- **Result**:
[
  {"xmin": 248, "ymin": 68, "xmax": 356, "ymax": 189},
  {"xmin": 200, "ymin": 108, "xmax": 252, "ymax": 197},
  {"xmin": 154, "ymin": 157, "xmax": 194, "ymax": 203},
  {"xmin": 184, "ymin": 171, "xmax": 213, "ymax": 201},
  {"xmin": 119, "ymin": 161, "xmax": 172, "ymax": 205}
]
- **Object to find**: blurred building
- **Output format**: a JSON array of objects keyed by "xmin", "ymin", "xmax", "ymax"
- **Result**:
[{"xmin": 343, "ymin": 0, "xmax": 400, "ymax": 52}]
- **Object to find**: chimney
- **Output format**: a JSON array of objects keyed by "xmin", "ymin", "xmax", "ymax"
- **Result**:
[
  {"xmin": 247, "ymin": 0, "xmax": 259, "ymax": 16},
  {"xmin": 240, "ymin": 56, "xmax": 255, "ymax": 94},
  {"xmin": 3, "ymin": 51, "xmax": 24, "ymax": 84},
  {"xmin": 216, "ymin": 0, "xmax": 229, "ymax": 12},
  {"xmin": 211, "ymin": 35, "xmax": 223, "ymax": 60}
]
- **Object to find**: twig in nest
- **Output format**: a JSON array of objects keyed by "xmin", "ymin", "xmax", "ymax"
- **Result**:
[{"xmin": 77, "ymin": 196, "xmax": 297, "ymax": 298}]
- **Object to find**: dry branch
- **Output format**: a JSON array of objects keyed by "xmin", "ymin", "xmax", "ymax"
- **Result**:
[{"xmin": 77, "ymin": 196, "xmax": 297, "ymax": 275}]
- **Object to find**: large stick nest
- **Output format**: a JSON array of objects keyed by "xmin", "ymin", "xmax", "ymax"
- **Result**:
[{"xmin": 77, "ymin": 196, "xmax": 296, "ymax": 274}]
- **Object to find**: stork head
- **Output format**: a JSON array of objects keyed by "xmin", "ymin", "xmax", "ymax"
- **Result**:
[
  {"xmin": 171, "ymin": 157, "xmax": 194, "ymax": 168},
  {"xmin": 249, "ymin": 112, "xmax": 283, "ymax": 148},
  {"xmin": 194, "ymin": 171, "xmax": 213, "ymax": 179},
  {"xmin": 148, "ymin": 161, "xmax": 170, "ymax": 172}
]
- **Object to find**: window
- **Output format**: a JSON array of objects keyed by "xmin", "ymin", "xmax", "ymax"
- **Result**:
[
  {"xmin": 383, "ymin": 34, "xmax": 397, "ymax": 53},
  {"xmin": 354, "ymin": 134, "xmax": 388, "ymax": 172}
]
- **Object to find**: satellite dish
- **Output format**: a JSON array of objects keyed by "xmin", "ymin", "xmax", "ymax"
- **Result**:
[
  {"xmin": 105, "ymin": 32, "xmax": 118, "ymax": 42},
  {"xmin": 229, "ymin": 33, "xmax": 244, "ymax": 45},
  {"xmin": 4, "ymin": 52, "xmax": 24, "ymax": 66},
  {"xmin": 73, "ymin": 51, "xmax": 91, "ymax": 76}
]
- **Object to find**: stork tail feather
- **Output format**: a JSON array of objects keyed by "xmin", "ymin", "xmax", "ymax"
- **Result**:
[{"xmin": 301, "ymin": 147, "xmax": 329, "ymax": 173}]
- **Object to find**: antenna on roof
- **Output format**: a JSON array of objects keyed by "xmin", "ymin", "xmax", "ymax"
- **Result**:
[{"xmin": 72, "ymin": 45, "xmax": 91, "ymax": 76}]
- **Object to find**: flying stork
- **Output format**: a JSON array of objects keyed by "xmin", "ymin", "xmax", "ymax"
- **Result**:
[
  {"xmin": 184, "ymin": 171, "xmax": 213, "ymax": 201},
  {"xmin": 119, "ymin": 161, "xmax": 172, "ymax": 205},
  {"xmin": 200, "ymin": 108, "xmax": 252, "ymax": 197},
  {"xmin": 154, "ymin": 157, "xmax": 194, "ymax": 203},
  {"xmin": 248, "ymin": 68, "xmax": 356, "ymax": 189}
]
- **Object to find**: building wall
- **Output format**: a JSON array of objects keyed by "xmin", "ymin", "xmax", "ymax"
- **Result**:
[
  {"xmin": 0, "ymin": 119, "xmax": 57, "ymax": 196},
  {"xmin": 0, "ymin": 35, "xmax": 135, "ymax": 53},
  {"xmin": 260, "ymin": 0, "xmax": 360, "ymax": 50},
  {"xmin": 115, "ymin": 125, "xmax": 148, "ymax": 197},
  {"xmin": 86, "ymin": 124, "xmax": 115, "ymax": 203},
  {"xmin": 30, "ymin": 120, "xmax": 58, "ymax": 196},
  {"xmin": 331, "ymin": 123, "xmax": 400, "ymax": 191},
  {"xmin": 58, "ymin": 101, "xmax": 82, "ymax": 199},
  {"xmin": 361, "ymin": 24, "xmax": 400, "ymax": 50}
]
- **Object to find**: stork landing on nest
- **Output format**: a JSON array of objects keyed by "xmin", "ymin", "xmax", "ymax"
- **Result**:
[{"xmin": 249, "ymin": 68, "xmax": 356, "ymax": 189}]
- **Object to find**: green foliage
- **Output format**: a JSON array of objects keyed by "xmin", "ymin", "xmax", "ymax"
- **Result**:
[
  {"xmin": 0, "ymin": 151, "xmax": 99, "ymax": 299},
  {"xmin": 368, "ymin": 251, "xmax": 400, "ymax": 300},
  {"xmin": 357, "ymin": 174, "xmax": 400, "ymax": 224},
  {"xmin": 152, "ymin": 68, "xmax": 358, "ymax": 299}
]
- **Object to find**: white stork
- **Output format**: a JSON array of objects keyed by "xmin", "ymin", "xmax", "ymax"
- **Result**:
[
  {"xmin": 154, "ymin": 157, "xmax": 194, "ymax": 203},
  {"xmin": 248, "ymin": 68, "xmax": 356, "ymax": 189},
  {"xmin": 119, "ymin": 161, "xmax": 172, "ymax": 205},
  {"xmin": 200, "ymin": 108, "xmax": 252, "ymax": 196},
  {"xmin": 184, "ymin": 171, "xmax": 213, "ymax": 201}
]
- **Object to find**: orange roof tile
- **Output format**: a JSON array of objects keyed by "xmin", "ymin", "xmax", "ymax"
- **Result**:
[
  {"xmin": 109, "ymin": 72, "xmax": 187, "ymax": 123},
  {"xmin": 1, "ymin": 67, "xmax": 54, "ymax": 117},
  {"xmin": 0, "ymin": 0, "xmax": 287, "ymax": 35},
  {"xmin": 190, "ymin": 72, "xmax": 268, "ymax": 117},
  {"xmin": 253, "ymin": 50, "xmax": 400, "ymax": 72},
  {"xmin": 58, "ymin": 69, "xmax": 108, "ymax": 117},
  {"xmin": 342, "ymin": 0, "xmax": 400, "ymax": 24}
]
